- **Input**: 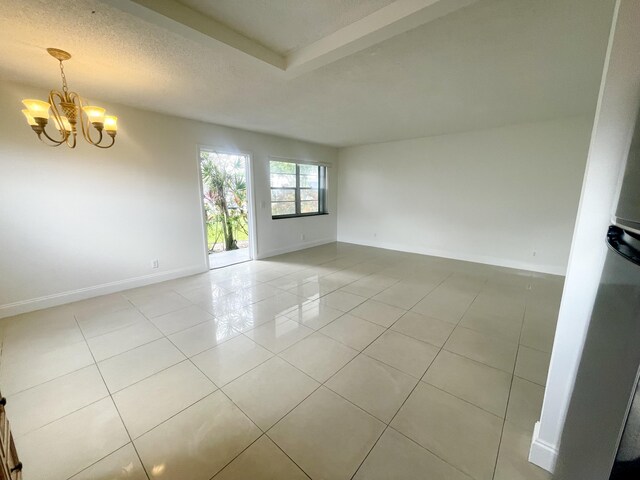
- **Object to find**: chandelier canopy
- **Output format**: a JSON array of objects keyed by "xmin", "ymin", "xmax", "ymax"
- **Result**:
[{"xmin": 21, "ymin": 48, "xmax": 118, "ymax": 149}]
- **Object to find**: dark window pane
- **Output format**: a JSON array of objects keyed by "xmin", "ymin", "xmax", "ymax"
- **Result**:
[
  {"xmin": 271, "ymin": 189, "xmax": 296, "ymax": 202},
  {"xmin": 300, "ymin": 189, "xmax": 318, "ymax": 201},
  {"xmin": 270, "ymin": 173, "xmax": 296, "ymax": 188},
  {"xmin": 301, "ymin": 201, "xmax": 319, "ymax": 213},
  {"xmin": 272, "ymin": 202, "xmax": 296, "ymax": 216},
  {"xmin": 270, "ymin": 161, "xmax": 296, "ymax": 174}
]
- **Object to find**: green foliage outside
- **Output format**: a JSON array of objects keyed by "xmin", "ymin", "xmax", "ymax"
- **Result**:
[
  {"xmin": 207, "ymin": 217, "xmax": 248, "ymax": 245},
  {"xmin": 201, "ymin": 151, "xmax": 249, "ymax": 253}
]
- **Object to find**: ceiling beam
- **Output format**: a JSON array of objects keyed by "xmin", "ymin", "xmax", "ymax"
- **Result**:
[
  {"xmin": 103, "ymin": 0, "xmax": 478, "ymax": 75},
  {"xmin": 103, "ymin": 0, "xmax": 287, "ymax": 70},
  {"xmin": 285, "ymin": 0, "xmax": 480, "ymax": 75}
]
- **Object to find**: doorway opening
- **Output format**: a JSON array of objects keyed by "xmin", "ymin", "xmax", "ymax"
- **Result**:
[{"xmin": 199, "ymin": 149, "xmax": 252, "ymax": 269}]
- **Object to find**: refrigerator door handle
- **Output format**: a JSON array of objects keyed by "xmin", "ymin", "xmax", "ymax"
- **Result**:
[
  {"xmin": 613, "ymin": 216, "xmax": 640, "ymax": 236},
  {"xmin": 607, "ymin": 225, "xmax": 640, "ymax": 267}
]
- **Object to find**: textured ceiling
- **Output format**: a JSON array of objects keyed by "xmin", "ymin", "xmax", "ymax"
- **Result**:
[
  {"xmin": 0, "ymin": 0, "xmax": 615, "ymax": 147},
  {"xmin": 178, "ymin": 0, "xmax": 396, "ymax": 55}
]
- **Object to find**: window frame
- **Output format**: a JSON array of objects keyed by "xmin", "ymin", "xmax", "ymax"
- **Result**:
[{"xmin": 270, "ymin": 161, "xmax": 328, "ymax": 219}]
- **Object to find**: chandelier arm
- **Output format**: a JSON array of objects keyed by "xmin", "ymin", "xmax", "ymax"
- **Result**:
[
  {"xmin": 66, "ymin": 132, "xmax": 78, "ymax": 148},
  {"xmin": 73, "ymin": 93, "xmax": 106, "ymax": 146},
  {"xmin": 38, "ymin": 127, "xmax": 66, "ymax": 147},
  {"xmin": 47, "ymin": 90, "xmax": 73, "ymax": 145},
  {"xmin": 92, "ymin": 134, "xmax": 116, "ymax": 149},
  {"xmin": 69, "ymin": 92, "xmax": 92, "ymax": 144},
  {"xmin": 87, "ymin": 123, "xmax": 104, "ymax": 146}
]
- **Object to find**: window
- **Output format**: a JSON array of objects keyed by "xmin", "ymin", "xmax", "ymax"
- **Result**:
[{"xmin": 270, "ymin": 160, "xmax": 327, "ymax": 218}]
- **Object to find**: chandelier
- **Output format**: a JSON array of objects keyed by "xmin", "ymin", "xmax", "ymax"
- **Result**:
[{"xmin": 21, "ymin": 48, "xmax": 118, "ymax": 149}]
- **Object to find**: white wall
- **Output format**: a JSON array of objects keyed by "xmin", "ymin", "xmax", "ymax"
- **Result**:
[
  {"xmin": 0, "ymin": 80, "xmax": 337, "ymax": 318},
  {"xmin": 530, "ymin": 0, "xmax": 640, "ymax": 473},
  {"xmin": 337, "ymin": 116, "xmax": 593, "ymax": 274}
]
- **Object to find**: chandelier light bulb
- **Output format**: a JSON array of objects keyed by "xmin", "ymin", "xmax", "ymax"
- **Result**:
[
  {"xmin": 22, "ymin": 99, "xmax": 51, "ymax": 120},
  {"xmin": 104, "ymin": 115, "xmax": 118, "ymax": 133},
  {"xmin": 82, "ymin": 106, "xmax": 106, "ymax": 125},
  {"xmin": 21, "ymin": 109, "xmax": 38, "ymax": 126}
]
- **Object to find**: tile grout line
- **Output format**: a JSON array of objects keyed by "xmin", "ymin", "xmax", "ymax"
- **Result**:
[
  {"xmin": 205, "ymin": 431, "xmax": 307, "ymax": 480},
  {"xmin": 158, "ymin": 330, "xmax": 304, "ymax": 479},
  {"xmin": 187, "ymin": 256, "xmax": 383, "ymax": 480},
  {"xmin": 3, "ymin": 249, "xmax": 560, "ymax": 480},
  {"xmin": 349, "ymin": 276, "xmax": 487, "ymax": 480},
  {"xmin": 185, "ymin": 313, "xmax": 372, "ymax": 479},
  {"xmin": 312, "ymin": 270, "xmax": 457, "ymax": 388},
  {"xmin": 1, "ymin": 258, "xmax": 368, "ymax": 399},
  {"xmin": 107, "ymin": 283, "xmax": 301, "ymax": 394},
  {"xmin": 66, "ymin": 443, "xmax": 140, "ymax": 480},
  {"xmin": 257, "ymin": 435, "xmax": 314, "ymax": 480},
  {"xmin": 15, "ymin": 394, "xmax": 109, "ymax": 441},
  {"xmin": 105, "ymin": 268, "xmax": 332, "ymax": 451},
  {"xmin": 5, "ymin": 362, "xmax": 96, "ymax": 398},
  {"xmin": 421, "ymin": 381, "xmax": 508, "ymax": 422},
  {"xmin": 114, "ymin": 293, "xmax": 279, "ymax": 477},
  {"xmin": 195, "ymin": 266, "xmax": 440, "ymax": 479},
  {"xmin": 76, "ymin": 291, "xmax": 248, "ymax": 477},
  {"xmin": 490, "ymin": 275, "xmax": 533, "ymax": 480},
  {"xmin": 70, "ymin": 311, "xmax": 152, "ymax": 480}
]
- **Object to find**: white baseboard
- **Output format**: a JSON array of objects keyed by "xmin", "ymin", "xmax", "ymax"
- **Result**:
[
  {"xmin": 336, "ymin": 237, "xmax": 566, "ymax": 276},
  {"xmin": 0, "ymin": 237, "xmax": 560, "ymax": 319},
  {"xmin": 0, "ymin": 265, "xmax": 207, "ymax": 319},
  {"xmin": 529, "ymin": 421, "xmax": 558, "ymax": 473},
  {"xmin": 257, "ymin": 238, "xmax": 336, "ymax": 259}
]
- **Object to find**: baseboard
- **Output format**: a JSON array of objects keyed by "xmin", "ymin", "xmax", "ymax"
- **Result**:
[
  {"xmin": 336, "ymin": 237, "xmax": 566, "ymax": 276},
  {"xmin": 257, "ymin": 238, "xmax": 336, "ymax": 259},
  {"xmin": 0, "ymin": 265, "xmax": 207, "ymax": 319},
  {"xmin": 529, "ymin": 421, "xmax": 558, "ymax": 473}
]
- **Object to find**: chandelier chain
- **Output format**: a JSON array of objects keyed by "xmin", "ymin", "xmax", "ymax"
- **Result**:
[{"xmin": 59, "ymin": 60, "xmax": 69, "ymax": 94}]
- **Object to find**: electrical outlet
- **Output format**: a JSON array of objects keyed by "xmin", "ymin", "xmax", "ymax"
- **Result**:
[{"xmin": 151, "ymin": 259, "xmax": 159, "ymax": 269}]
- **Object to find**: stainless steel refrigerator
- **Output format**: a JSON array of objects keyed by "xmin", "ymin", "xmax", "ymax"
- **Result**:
[{"xmin": 554, "ymin": 119, "xmax": 640, "ymax": 479}]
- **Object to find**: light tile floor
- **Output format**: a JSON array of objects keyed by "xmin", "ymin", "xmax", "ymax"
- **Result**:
[{"xmin": 0, "ymin": 243, "xmax": 559, "ymax": 480}]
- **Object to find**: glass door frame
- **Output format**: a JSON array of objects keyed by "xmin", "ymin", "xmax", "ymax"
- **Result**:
[{"xmin": 196, "ymin": 145, "xmax": 257, "ymax": 269}]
